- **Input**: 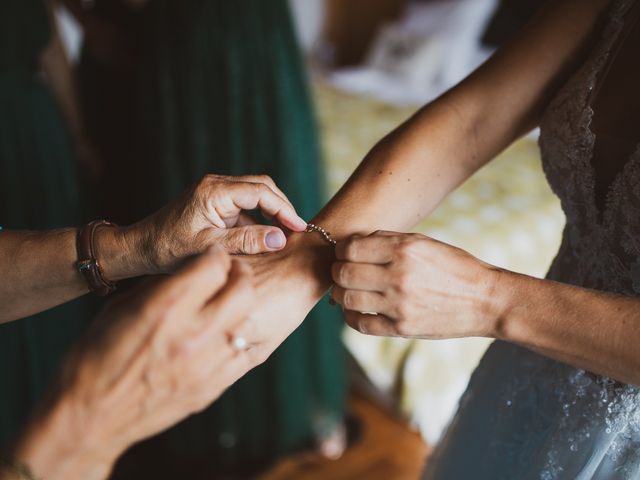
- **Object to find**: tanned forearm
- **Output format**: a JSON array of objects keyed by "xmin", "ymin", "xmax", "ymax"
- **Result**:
[
  {"xmin": 274, "ymin": 0, "xmax": 611, "ymax": 310},
  {"xmin": 312, "ymin": 0, "xmax": 611, "ymax": 239},
  {"xmin": 492, "ymin": 270, "xmax": 640, "ymax": 385},
  {"xmin": 0, "ymin": 227, "xmax": 149, "ymax": 323}
]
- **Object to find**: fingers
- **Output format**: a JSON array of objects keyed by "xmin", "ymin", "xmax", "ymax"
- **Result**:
[
  {"xmin": 335, "ymin": 231, "xmax": 402, "ymax": 263},
  {"xmin": 229, "ymin": 175, "xmax": 295, "ymax": 209},
  {"xmin": 220, "ymin": 225, "xmax": 287, "ymax": 254},
  {"xmin": 331, "ymin": 262, "xmax": 388, "ymax": 291},
  {"xmin": 331, "ymin": 286, "xmax": 388, "ymax": 315},
  {"xmin": 200, "ymin": 259, "xmax": 255, "ymax": 336},
  {"xmin": 228, "ymin": 182, "xmax": 307, "ymax": 232},
  {"xmin": 343, "ymin": 310, "xmax": 399, "ymax": 337},
  {"xmin": 157, "ymin": 246, "xmax": 232, "ymax": 313}
]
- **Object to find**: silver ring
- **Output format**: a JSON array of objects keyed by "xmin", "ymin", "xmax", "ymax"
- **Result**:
[{"xmin": 230, "ymin": 335, "xmax": 248, "ymax": 352}]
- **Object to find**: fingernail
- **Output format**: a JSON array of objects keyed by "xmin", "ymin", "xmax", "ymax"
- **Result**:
[
  {"xmin": 293, "ymin": 216, "xmax": 308, "ymax": 230},
  {"xmin": 266, "ymin": 230, "xmax": 286, "ymax": 249}
]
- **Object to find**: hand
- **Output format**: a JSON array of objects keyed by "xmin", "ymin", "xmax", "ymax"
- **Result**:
[
  {"xmin": 331, "ymin": 231, "xmax": 501, "ymax": 339},
  {"xmin": 12, "ymin": 248, "xmax": 256, "ymax": 480},
  {"xmin": 127, "ymin": 174, "xmax": 308, "ymax": 274},
  {"xmin": 237, "ymin": 233, "xmax": 335, "ymax": 363}
]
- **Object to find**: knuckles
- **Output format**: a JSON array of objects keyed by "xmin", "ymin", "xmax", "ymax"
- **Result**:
[
  {"xmin": 394, "ymin": 303, "xmax": 411, "ymax": 322},
  {"xmin": 195, "ymin": 173, "xmax": 223, "ymax": 192},
  {"xmin": 337, "ymin": 234, "xmax": 367, "ymax": 261},
  {"xmin": 395, "ymin": 321, "xmax": 412, "ymax": 337},
  {"xmin": 331, "ymin": 262, "xmax": 346, "ymax": 285},
  {"xmin": 390, "ymin": 269, "xmax": 413, "ymax": 296},
  {"xmin": 194, "ymin": 173, "xmax": 277, "ymax": 193},
  {"xmin": 356, "ymin": 317, "xmax": 369, "ymax": 335},
  {"xmin": 241, "ymin": 228, "xmax": 258, "ymax": 254},
  {"xmin": 341, "ymin": 290, "xmax": 358, "ymax": 310},
  {"xmin": 335, "ymin": 262, "xmax": 359, "ymax": 286},
  {"xmin": 341, "ymin": 238, "xmax": 359, "ymax": 261},
  {"xmin": 395, "ymin": 236, "xmax": 425, "ymax": 260},
  {"xmin": 254, "ymin": 174, "xmax": 274, "ymax": 186}
]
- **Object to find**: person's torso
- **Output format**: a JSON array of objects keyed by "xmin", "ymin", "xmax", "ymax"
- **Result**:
[{"xmin": 539, "ymin": 0, "xmax": 640, "ymax": 296}]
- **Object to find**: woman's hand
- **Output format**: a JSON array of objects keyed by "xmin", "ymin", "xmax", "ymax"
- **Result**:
[
  {"xmin": 0, "ymin": 174, "xmax": 305, "ymax": 324},
  {"xmin": 12, "ymin": 248, "xmax": 257, "ymax": 480},
  {"xmin": 331, "ymin": 231, "xmax": 502, "ymax": 339},
  {"xmin": 109, "ymin": 174, "xmax": 308, "ymax": 277},
  {"xmin": 236, "ymin": 233, "xmax": 336, "ymax": 363}
]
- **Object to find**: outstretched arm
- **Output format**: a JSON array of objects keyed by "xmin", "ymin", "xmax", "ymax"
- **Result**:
[
  {"xmin": 244, "ymin": 0, "xmax": 613, "ymax": 360},
  {"xmin": 312, "ymin": 0, "xmax": 610, "ymax": 238},
  {"xmin": 0, "ymin": 175, "xmax": 306, "ymax": 323}
]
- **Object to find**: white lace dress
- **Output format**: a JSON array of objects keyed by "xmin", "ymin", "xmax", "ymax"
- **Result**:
[{"xmin": 423, "ymin": 1, "xmax": 640, "ymax": 478}]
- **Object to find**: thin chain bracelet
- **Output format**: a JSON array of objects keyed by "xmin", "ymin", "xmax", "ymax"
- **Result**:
[{"xmin": 305, "ymin": 223, "xmax": 337, "ymax": 246}]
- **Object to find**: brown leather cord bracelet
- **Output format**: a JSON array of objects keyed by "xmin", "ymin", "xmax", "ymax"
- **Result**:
[{"xmin": 76, "ymin": 220, "xmax": 118, "ymax": 296}]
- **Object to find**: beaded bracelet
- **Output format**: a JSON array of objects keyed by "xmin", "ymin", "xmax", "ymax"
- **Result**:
[{"xmin": 305, "ymin": 223, "xmax": 337, "ymax": 246}]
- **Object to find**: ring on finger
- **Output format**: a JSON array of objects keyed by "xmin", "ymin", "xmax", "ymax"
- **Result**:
[{"xmin": 228, "ymin": 334, "xmax": 249, "ymax": 352}]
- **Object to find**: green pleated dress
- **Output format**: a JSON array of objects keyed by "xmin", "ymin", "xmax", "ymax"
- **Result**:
[
  {"xmin": 78, "ymin": 0, "xmax": 346, "ymax": 477},
  {"xmin": 0, "ymin": 0, "xmax": 91, "ymax": 449}
]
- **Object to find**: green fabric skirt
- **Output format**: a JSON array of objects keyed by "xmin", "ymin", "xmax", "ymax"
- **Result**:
[{"xmin": 79, "ymin": 0, "xmax": 346, "ymax": 476}]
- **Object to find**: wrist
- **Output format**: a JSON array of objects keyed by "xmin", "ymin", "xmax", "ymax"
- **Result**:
[
  {"xmin": 484, "ymin": 266, "xmax": 520, "ymax": 341},
  {"xmin": 249, "ymin": 230, "xmax": 336, "ymax": 328},
  {"xmin": 94, "ymin": 223, "xmax": 155, "ymax": 281},
  {"xmin": 277, "ymin": 231, "xmax": 335, "ymax": 300},
  {"xmin": 246, "ymin": 231, "xmax": 337, "ymax": 359}
]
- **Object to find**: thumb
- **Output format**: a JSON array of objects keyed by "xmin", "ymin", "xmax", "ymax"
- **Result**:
[{"xmin": 221, "ymin": 226, "xmax": 287, "ymax": 254}]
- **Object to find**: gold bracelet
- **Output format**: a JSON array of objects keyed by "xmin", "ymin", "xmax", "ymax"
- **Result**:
[{"xmin": 305, "ymin": 223, "xmax": 337, "ymax": 246}]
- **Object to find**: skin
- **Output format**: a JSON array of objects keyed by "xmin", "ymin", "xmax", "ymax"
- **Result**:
[
  {"xmin": 3, "ymin": 0, "xmax": 633, "ymax": 476},
  {"xmin": 6, "ymin": 249, "xmax": 264, "ymax": 480},
  {"xmin": 0, "ymin": 174, "xmax": 307, "ymax": 323},
  {"xmin": 243, "ymin": 0, "xmax": 640, "ymax": 386},
  {"xmin": 330, "ymin": 232, "xmax": 640, "ymax": 386}
]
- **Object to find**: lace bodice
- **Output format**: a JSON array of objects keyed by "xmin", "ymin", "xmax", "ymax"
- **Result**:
[
  {"xmin": 539, "ymin": 0, "xmax": 640, "ymax": 295},
  {"xmin": 534, "ymin": 0, "xmax": 640, "ymax": 476}
]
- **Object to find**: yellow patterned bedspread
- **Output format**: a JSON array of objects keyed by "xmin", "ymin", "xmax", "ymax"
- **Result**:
[{"xmin": 313, "ymin": 82, "xmax": 566, "ymax": 443}]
